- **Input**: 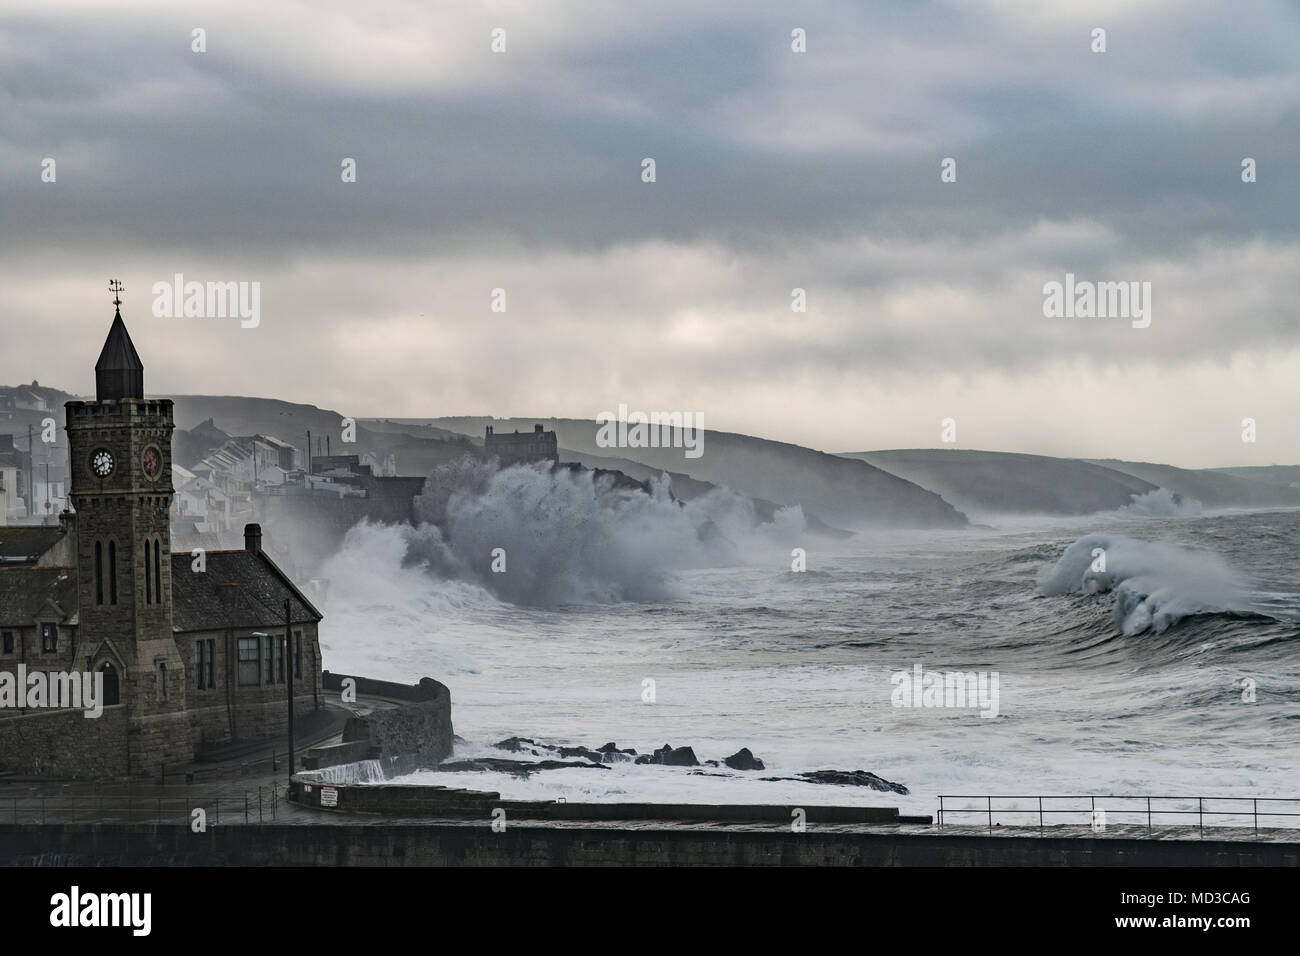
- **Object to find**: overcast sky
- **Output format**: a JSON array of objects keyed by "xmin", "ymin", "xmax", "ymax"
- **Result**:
[{"xmin": 1, "ymin": 0, "xmax": 1297, "ymax": 467}]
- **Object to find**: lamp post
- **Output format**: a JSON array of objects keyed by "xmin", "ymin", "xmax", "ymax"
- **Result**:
[
  {"xmin": 284, "ymin": 598, "xmax": 295, "ymax": 784},
  {"xmin": 251, "ymin": 621, "xmax": 294, "ymax": 784}
]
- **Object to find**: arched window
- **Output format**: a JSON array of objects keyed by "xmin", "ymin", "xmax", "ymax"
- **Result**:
[
  {"xmin": 99, "ymin": 662, "xmax": 119, "ymax": 706},
  {"xmin": 154, "ymin": 538, "xmax": 163, "ymax": 603},
  {"xmin": 145, "ymin": 539, "xmax": 153, "ymax": 605},
  {"xmin": 108, "ymin": 540, "xmax": 118, "ymax": 605},
  {"xmin": 94, "ymin": 541, "xmax": 104, "ymax": 605}
]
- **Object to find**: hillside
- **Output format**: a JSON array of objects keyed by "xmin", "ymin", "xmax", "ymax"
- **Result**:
[
  {"xmin": 838, "ymin": 449, "xmax": 1159, "ymax": 516},
  {"xmin": 397, "ymin": 417, "xmax": 968, "ymax": 529},
  {"xmin": 1087, "ymin": 459, "xmax": 1300, "ymax": 509}
]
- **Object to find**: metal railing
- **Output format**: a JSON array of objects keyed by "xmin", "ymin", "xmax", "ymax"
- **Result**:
[
  {"xmin": 0, "ymin": 785, "xmax": 281, "ymax": 825},
  {"xmin": 937, "ymin": 795, "xmax": 1300, "ymax": 834}
]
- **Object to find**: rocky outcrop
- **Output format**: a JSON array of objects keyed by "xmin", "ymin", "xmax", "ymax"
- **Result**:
[{"xmin": 723, "ymin": 748, "xmax": 765, "ymax": 771}]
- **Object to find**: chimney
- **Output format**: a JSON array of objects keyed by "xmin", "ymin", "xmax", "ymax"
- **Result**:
[{"xmin": 244, "ymin": 523, "xmax": 262, "ymax": 554}]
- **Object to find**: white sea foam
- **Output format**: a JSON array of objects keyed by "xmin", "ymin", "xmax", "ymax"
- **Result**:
[
  {"xmin": 1115, "ymin": 487, "xmax": 1204, "ymax": 518},
  {"xmin": 1037, "ymin": 533, "xmax": 1249, "ymax": 635}
]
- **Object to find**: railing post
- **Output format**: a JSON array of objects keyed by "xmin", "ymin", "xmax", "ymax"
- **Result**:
[
  {"xmin": 938, "ymin": 796, "xmax": 943, "ymax": 827},
  {"xmin": 1147, "ymin": 796, "xmax": 1151, "ymax": 832},
  {"xmin": 1038, "ymin": 796, "xmax": 1043, "ymax": 832},
  {"xmin": 1198, "ymin": 797, "xmax": 1203, "ymax": 835},
  {"xmin": 987, "ymin": 795, "xmax": 992, "ymax": 830},
  {"xmin": 1253, "ymin": 798, "xmax": 1258, "ymax": 835}
]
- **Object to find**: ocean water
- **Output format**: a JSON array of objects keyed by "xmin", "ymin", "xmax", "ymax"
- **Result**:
[{"xmin": 316, "ymin": 466, "xmax": 1300, "ymax": 821}]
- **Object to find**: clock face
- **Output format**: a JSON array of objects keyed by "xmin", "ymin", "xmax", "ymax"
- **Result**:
[
  {"xmin": 91, "ymin": 449, "xmax": 114, "ymax": 478},
  {"xmin": 142, "ymin": 446, "xmax": 162, "ymax": 480}
]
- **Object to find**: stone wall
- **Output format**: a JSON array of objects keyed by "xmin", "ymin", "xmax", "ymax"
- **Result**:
[
  {"xmin": 324, "ymin": 672, "xmax": 452, "ymax": 768},
  {"xmin": 0, "ymin": 705, "xmax": 129, "ymax": 778},
  {"xmin": 0, "ymin": 822, "xmax": 1294, "ymax": 867}
]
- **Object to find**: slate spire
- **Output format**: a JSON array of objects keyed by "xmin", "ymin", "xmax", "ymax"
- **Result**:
[{"xmin": 95, "ymin": 305, "xmax": 144, "ymax": 401}]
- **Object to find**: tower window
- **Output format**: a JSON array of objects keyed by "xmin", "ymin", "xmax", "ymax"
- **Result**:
[
  {"xmin": 109, "ymin": 540, "xmax": 118, "ymax": 605},
  {"xmin": 154, "ymin": 539, "xmax": 162, "ymax": 603},
  {"xmin": 145, "ymin": 540, "xmax": 153, "ymax": 605},
  {"xmin": 157, "ymin": 662, "xmax": 167, "ymax": 700},
  {"xmin": 94, "ymin": 541, "xmax": 104, "ymax": 605}
]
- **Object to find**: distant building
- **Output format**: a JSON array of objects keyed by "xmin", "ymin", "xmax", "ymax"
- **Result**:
[{"xmin": 485, "ymin": 424, "xmax": 558, "ymax": 466}]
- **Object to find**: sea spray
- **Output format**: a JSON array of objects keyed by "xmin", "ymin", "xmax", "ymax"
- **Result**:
[{"xmin": 1037, "ymin": 533, "xmax": 1250, "ymax": 635}]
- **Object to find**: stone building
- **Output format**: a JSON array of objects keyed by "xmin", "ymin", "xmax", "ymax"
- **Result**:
[
  {"xmin": 0, "ymin": 306, "xmax": 323, "ymax": 777},
  {"xmin": 484, "ymin": 423, "xmax": 558, "ymax": 466}
]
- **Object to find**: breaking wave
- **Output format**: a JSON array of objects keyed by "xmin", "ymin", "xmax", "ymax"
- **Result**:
[
  {"xmin": 362, "ymin": 459, "xmax": 808, "ymax": 606},
  {"xmin": 1115, "ymin": 487, "xmax": 1204, "ymax": 517},
  {"xmin": 1037, "ymin": 532, "xmax": 1252, "ymax": 635}
]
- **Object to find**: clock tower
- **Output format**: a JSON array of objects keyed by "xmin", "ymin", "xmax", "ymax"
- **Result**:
[{"xmin": 65, "ymin": 292, "xmax": 193, "ymax": 770}]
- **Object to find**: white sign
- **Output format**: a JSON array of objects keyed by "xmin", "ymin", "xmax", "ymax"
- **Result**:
[{"xmin": 320, "ymin": 786, "xmax": 338, "ymax": 807}]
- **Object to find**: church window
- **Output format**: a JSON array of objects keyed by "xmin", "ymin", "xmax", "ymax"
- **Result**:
[
  {"xmin": 94, "ymin": 541, "xmax": 104, "ymax": 605},
  {"xmin": 41, "ymin": 623, "xmax": 58, "ymax": 653},
  {"xmin": 145, "ymin": 539, "xmax": 153, "ymax": 604},
  {"xmin": 2, "ymin": 631, "xmax": 13, "ymax": 654},
  {"xmin": 154, "ymin": 539, "xmax": 162, "ymax": 602},
  {"xmin": 157, "ymin": 662, "xmax": 167, "ymax": 700},
  {"xmin": 109, "ymin": 540, "xmax": 118, "ymax": 604}
]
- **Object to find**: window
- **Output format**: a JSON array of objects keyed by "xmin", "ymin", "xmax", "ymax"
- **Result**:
[
  {"xmin": 2, "ymin": 631, "xmax": 12, "ymax": 654},
  {"xmin": 145, "ymin": 540, "xmax": 153, "ymax": 604},
  {"xmin": 264, "ymin": 637, "xmax": 274, "ymax": 684},
  {"xmin": 293, "ymin": 630, "xmax": 302, "ymax": 678},
  {"xmin": 154, "ymin": 540, "xmax": 162, "ymax": 603},
  {"xmin": 109, "ymin": 540, "xmax": 117, "ymax": 605},
  {"xmin": 206, "ymin": 639, "xmax": 215, "ymax": 689},
  {"xmin": 94, "ymin": 541, "xmax": 104, "ymax": 605},
  {"xmin": 157, "ymin": 662, "xmax": 167, "ymax": 700},
  {"xmin": 41, "ymin": 623, "xmax": 57, "ymax": 653},
  {"xmin": 195, "ymin": 639, "xmax": 206, "ymax": 689},
  {"xmin": 238, "ymin": 637, "xmax": 260, "ymax": 686}
]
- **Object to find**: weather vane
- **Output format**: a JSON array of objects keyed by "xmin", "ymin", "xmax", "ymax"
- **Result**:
[{"xmin": 109, "ymin": 278, "xmax": 123, "ymax": 310}]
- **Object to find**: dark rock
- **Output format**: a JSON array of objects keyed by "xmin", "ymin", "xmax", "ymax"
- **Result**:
[
  {"xmin": 703, "ymin": 760, "xmax": 720, "ymax": 767},
  {"xmin": 493, "ymin": 736, "xmax": 542, "ymax": 754},
  {"xmin": 634, "ymin": 755, "xmax": 653, "ymax": 765},
  {"xmin": 440, "ymin": 758, "xmax": 605, "ymax": 777},
  {"xmin": 661, "ymin": 746, "xmax": 699, "ymax": 767},
  {"xmin": 793, "ymin": 770, "xmax": 908, "ymax": 795},
  {"xmin": 723, "ymin": 748, "xmax": 765, "ymax": 771}
]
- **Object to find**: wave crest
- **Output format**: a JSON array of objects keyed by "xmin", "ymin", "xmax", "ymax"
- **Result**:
[{"xmin": 1037, "ymin": 532, "xmax": 1250, "ymax": 635}]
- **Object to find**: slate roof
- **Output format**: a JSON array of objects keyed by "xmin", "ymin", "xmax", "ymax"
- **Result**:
[
  {"xmin": 0, "ymin": 527, "xmax": 64, "ymax": 564},
  {"xmin": 94, "ymin": 311, "xmax": 144, "ymax": 401},
  {"xmin": 170, "ymin": 550, "xmax": 322, "ymax": 631},
  {"xmin": 0, "ymin": 566, "xmax": 77, "ymax": 624}
]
